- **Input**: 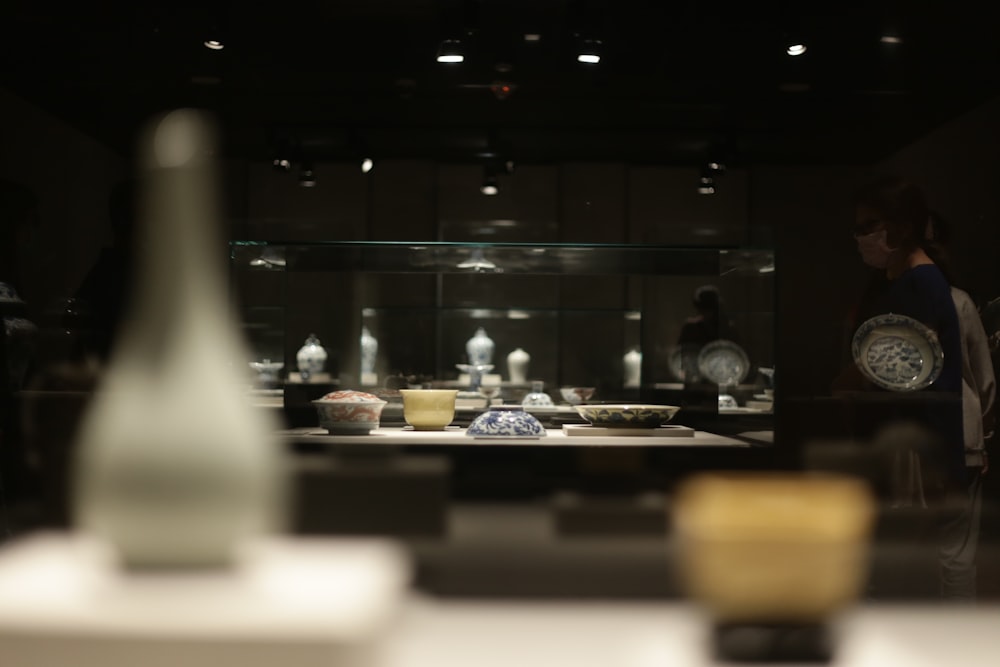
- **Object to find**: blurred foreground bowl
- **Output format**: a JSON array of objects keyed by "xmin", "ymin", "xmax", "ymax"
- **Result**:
[{"xmin": 673, "ymin": 472, "xmax": 875, "ymax": 623}]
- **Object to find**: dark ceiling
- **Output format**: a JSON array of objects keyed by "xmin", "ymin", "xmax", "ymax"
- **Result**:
[{"xmin": 3, "ymin": 1, "xmax": 999, "ymax": 167}]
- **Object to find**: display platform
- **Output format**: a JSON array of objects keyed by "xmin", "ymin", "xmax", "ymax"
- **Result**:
[
  {"xmin": 279, "ymin": 426, "xmax": 749, "ymax": 448},
  {"xmin": 0, "ymin": 533, "xmax": 411, "ymax": 667}
]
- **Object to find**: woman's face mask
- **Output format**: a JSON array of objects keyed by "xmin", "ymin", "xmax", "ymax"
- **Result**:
[{"xmin": 856, "ymin": 228, "xmax": 895, "ymax": 269}]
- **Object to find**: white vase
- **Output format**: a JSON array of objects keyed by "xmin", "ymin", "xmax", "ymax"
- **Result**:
[
  {"xmin": 296, "ymin": 333, "xmax": 327, "ymax": 380},
  {"xmin": 73, "ymin": 110, "xmax": 287, "ymax": 569},
  {"xmin": 506, "ymin": 347, "xmax": 530, "ymax": 384},
  {"xmin": 360, "ymin": 326, "xmax": 378, "ymax": 375},
  {"xmin": 466, "ymin": 327, "xmax": 495, "ymax": 366},
  {"xmin": 624, "ymin": 347, "xmax": 642, "ymax": 388}
]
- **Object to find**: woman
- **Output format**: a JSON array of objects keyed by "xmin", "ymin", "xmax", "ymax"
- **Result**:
[{"xmin": 849, "ymin": 176, "xmax": 972, "ymax": 599}]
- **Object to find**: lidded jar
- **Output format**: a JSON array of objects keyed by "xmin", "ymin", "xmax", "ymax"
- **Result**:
[
  {"xmin": 466, "ymin": 327, "xmax": 495, "ymax": 366},
  {"xmin": 296, "ymin": 333, "xmax": 327, "ymax": 380}
]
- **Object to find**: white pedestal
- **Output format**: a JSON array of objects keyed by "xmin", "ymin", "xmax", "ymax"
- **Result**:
[{"xmin": 0, "ymin": 533, "xmax": 411, "ymax": 667}]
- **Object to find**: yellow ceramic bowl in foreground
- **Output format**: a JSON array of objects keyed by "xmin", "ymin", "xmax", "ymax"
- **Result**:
[
  {"xmin": 399, "ymin": 389, "xmax": 459, "ymax": 431},
  {"xmin": 672, "ymin": 472, "xmax": 875, "ymax": 623}
]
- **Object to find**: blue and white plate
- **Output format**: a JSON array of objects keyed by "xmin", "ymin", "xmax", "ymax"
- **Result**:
[
  {"xmin": 697, "ymin": 340, "xmax": 750, "ymax": 385},
  {"xmin": 851, "ymin": 313, "xmax": 944, "ymax": 392}
]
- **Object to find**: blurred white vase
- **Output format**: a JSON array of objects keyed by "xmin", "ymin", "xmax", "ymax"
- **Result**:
[{"xmin": 73, "ymin": 109, "xmax": 287, "ymax": 569}]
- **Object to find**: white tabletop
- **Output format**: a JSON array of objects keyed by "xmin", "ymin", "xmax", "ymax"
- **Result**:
[
  {"xmin": 280, "ymin": 426, "xmax": 750, "ymax": 447},
  {"xmin": 384, "ymin": 596, "xmax": 1000, "ymax": 667},
  {"xmin": 0, "ymin": 534, "xmax": 996, "ymax": 667}
]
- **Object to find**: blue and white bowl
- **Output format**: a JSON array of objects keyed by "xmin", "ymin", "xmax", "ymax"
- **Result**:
[
  {"xmin": 574, "ymin": 404, "xmax": 681, "ymax": 428},
  {"xmin": 466, "ymin": 406, "xmax": 547, "ymax": 439}
]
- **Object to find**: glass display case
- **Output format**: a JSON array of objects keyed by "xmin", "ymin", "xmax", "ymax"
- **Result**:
[{"xmin": 229, "ymin": 240, "xmax": 776, "ymax": 438}]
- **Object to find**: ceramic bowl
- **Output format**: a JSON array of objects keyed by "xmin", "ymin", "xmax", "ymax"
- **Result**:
[
  {"xmin": 399, "ymin": 389, "xmax": 459, "ymax": 431},
  {"xmin": 672, "ymin": 472, "xmax": 875, "ymax": 623},
  {"xmin": 573, "ymin": 404, "xmax": 680, "ymax": 428},
  {"xmin": 312, "ymin": 390, "xmax": 386, "ymax": 435},
  {"xmin": 559, "ymin": 387, "xmax": 596, "ymax": 405},
  {"xmin": 466, "ymin": 406, "xmax": 547, "ymax": 438}
]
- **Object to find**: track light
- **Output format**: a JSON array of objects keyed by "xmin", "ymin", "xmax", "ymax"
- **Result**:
[
  {"xmin": 361, "ymin": 157, "xmax": 374, "ymax": 174},
  {"xmin": 697, "ymin": 168, "xmax": 716, "ymax": 195},
  {"xmin": 577, "ymin": 38, "xmax": 603, "ymax": 64},
  {"xmin": 204, "ymin": 39, "xmax": 224, "ymax": 51},
  {"xmin": 272, "ymin": 157, "xmax": 291, "ymax": 172},
  {"xmin": 436, "ymin": 39, "xmax": 465, "ymax": 63},
  {"xmin": 785, "ymin": 41, "xmax": 807, "ymax": 56},
  {"xmin": 299, "ymin": 163, "xmax": 317, "ymax": 188},
  {"xmin": 480, "ymin": 174, "xmax": 498, "ymax": 196}
]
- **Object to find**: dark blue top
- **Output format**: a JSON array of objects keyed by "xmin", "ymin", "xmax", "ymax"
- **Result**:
[{"xmin": 873, "ymin": 264, "xmax": 965, "ymax": 482}]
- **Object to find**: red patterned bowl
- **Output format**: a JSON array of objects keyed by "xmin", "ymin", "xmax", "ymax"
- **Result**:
[{"xmin": 312, "ymin": 390, "xmax": 387, "ymax": 435}]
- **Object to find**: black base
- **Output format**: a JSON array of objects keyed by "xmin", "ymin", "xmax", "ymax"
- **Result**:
[{"xmin": 712, "ymin": 622, "xmax": 832, "ymax": 663}]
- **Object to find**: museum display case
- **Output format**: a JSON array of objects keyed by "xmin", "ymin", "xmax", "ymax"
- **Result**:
[{"xmin": 230, "ymin": 240, "xmax": 776, "ymax": 438}]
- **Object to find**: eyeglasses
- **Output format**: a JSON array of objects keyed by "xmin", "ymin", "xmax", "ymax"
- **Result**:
[{"xmin": 852, "ymin": 218, "xmax": 884, "ymax": 237}]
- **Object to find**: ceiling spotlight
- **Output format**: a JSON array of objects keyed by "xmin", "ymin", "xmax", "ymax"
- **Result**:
[
  {"xmin": 577, "ymin": 39, "xmax": 603, "ymax": 64},
  {"xmin": 524, "ymin": 33, "xmax": 542, "ymax": 42},
  {"xmin": 697, "ymin": 172, "xmax": 716, "ymax": 195},
  {"xmin": 272, "ymin": 158, "xmax": 291, "ymax": 172},
  {"xmin": 203, "ymin": 39, "xmax": 225, "ymax": 51},
  {"xmin": 361, "ymin": 157, "xmax": 374, "ymax": 173},
  {"xmin": 299, "ymin": 163, "xmax": 317, "ymax": 188},
  {"xmin": 706, "ymin": 161, "xmax": 726, "ymax": 173},
  {"xmin": 786, "ymin": 42, "xmax": 807, "ymax": 56},
  {"xmin": 480, "ymin": 174, "xmax": 499, "ymax": 196},
  {"xmin": 436, "ymin": 39, "xmax": 465, "ymax": 63},
  {"xmin": 880, "ymin": 34, "xmax": 903, "ymax": 44}
]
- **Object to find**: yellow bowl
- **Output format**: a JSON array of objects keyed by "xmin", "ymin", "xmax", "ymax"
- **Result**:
[
  {"xmin": 399, "ymin": 389, "xmax": 459, "ymax": 431},
  {"xmin": 672, "ymin": 472, "xmax": 875, "ymax": 623}
]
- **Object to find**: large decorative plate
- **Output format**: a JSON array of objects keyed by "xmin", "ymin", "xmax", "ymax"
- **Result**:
[
  {"xmin": 696, "ymin": 340, "xmax": 750, "ymax": 385},
  {"xmin": 851, "ymin": 313, "xmax": 944, "ymax": 392}
]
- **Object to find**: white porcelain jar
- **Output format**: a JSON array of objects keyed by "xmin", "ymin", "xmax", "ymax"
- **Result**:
[
  {"xmin": 360, "ymin": 326, "xmax": 378, "ymax": 375},
  {"xmin": 506, "ymin": 347, "xmax": 530, "ymax": 384},
  {"xmin": 624, "ymin": 347, "xmax": 642, "ymax": 388}
]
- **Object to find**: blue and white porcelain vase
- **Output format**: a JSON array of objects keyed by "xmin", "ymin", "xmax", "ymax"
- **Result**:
[
  {"xmin": 296, "ymin": 333, "xmax": 327, "ymax": 380},
  {"xmin": 466, "ymin": 327, "xmax": 495, "ymax": 366}
]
